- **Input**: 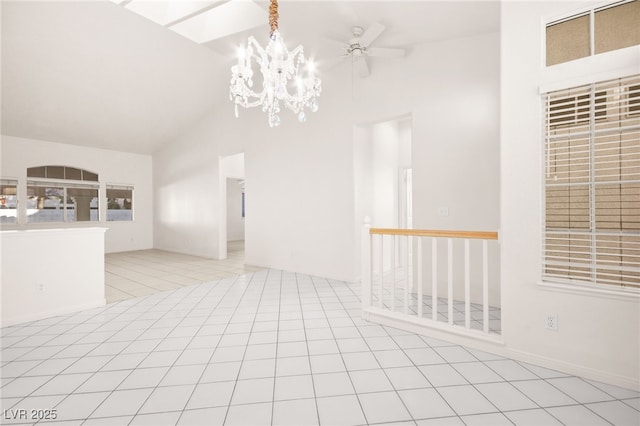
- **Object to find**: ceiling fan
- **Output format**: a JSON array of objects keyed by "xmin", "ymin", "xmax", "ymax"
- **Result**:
[{"xmin": 328, "ymin": 22, "xmax": 405, "ymax": 78}]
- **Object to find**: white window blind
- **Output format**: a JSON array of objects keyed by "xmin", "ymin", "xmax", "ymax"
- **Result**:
[{"xmin": 543, "ymin": 74, "xmax": 640, "ymax": 290}]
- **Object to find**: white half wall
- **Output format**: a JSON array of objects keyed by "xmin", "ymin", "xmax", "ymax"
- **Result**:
[
  {"xmin": 501, "ymin": 1, "xmax": 640, "ymax": 389},
  {"xmin": 0, "ymin": 227, "xmax": 106, "ymax": 326},
  {"xmin": 0, "ymin": 135, "xmax": 153, "ymax": 253}
]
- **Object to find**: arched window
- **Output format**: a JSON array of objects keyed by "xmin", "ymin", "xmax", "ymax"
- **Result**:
[{"xmin": 26, "ymin": 166, "xmax": 99, "ymax": 223}]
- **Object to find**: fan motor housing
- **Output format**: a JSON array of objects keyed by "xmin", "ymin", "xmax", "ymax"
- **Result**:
[
  {"xmin": 348, "ymin": 42, "xmax": 365, "ymax": 57},
  {"xmin": 351, "ymin": 26, "xmax": 364, "ymax": 37}
]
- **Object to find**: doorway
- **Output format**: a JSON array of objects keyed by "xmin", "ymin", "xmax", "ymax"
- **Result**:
[
  {"xmin": 218, "ymin": 153, "xmax": 245, "ymax": 260},
  {"xmin": 353, "ymin": 115, "xmax": 412, "ymax": 277},
  {"xmin": 226, "ymin": 178, "xmax": 245, "ymax": 260}
]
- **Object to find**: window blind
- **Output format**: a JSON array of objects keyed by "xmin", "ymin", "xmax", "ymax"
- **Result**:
[{"xmin": 543, "ymin": 74, "xmax": 640, "ymax": 290}]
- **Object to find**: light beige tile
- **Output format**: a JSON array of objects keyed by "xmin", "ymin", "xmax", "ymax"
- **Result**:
[{"xmin": 104, "ymin": 247, "xmax": 262, "ymax": 303}]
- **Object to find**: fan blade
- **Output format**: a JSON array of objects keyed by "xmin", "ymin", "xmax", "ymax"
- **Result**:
[
  {"xmin": 353, "ymin": 56, "xmax": 370, "ymax": 78},
  {"xmin": 367, "ymin": 47, "xmax": 404, "ymax": 58},
  {"xmin": 360, "ymin": 22, "xmax": 385, "ymax": 47}
]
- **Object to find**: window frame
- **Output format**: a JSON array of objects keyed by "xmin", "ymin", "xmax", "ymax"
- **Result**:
[
  {"xmin": 0, "ymin": 178, "xmax": 19, "ymax": 225},
  {"xmin": 545, "ymin": 0, "xmax": 640, "ymax": 67},
  {"xmin": 26, "ymin": 178, "xmax": 100, "ymax": 224},
  {"xmin": 106, "ymin": 184, "xmax": 134, "ymax": 222}
]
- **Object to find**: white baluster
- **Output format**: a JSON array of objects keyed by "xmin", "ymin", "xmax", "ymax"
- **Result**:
[
  {"xmin": 432, "ymin": 238, "xmax": 438, "ymax": 321},
  {"xmin": 483, "ymin": 239, "xmax": 489, "ymax": 334},
  {"xmin": 361, "ymin": 217, "xmax": 372, "ymax": 313},
  {"xmin": 379, "ymin": 235, "xmax": 384, "ymax": 309},
  {"xmin": 448, "ymin": 238, "xmax": 453, "ymax": 326},
  {"xmin": 417, "ymin": 237, "xmax": 423, "ymax": 318},
  {"xmin": 465, "ymin": 239, "xmax": 470, "ymax": 329},
  {"xmin": 391, "ymin": 235, "xmax": 396, "ymax": 312},
  {"xmin": 404, "ymin": 235, "xmax": 409, "ymax": 315}
]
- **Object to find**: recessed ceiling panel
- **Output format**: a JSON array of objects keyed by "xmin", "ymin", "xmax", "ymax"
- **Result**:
[
  {"xmin": 125, "ymin": 0, "xmax": 217, "ymax": 26},
  {"xmin": 169, "ymin": 0, "xmax": 267, "ymax": 44}
]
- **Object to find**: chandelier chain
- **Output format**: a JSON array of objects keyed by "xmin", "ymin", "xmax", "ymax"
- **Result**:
[{"xmin": 269, "ymin": 0, "xmax": 279, "ymax": 35}]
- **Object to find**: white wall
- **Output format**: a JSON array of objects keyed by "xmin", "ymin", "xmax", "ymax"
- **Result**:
[
  {"xmin": 1, "ymin": 227, "xmax": 106, "ymax": 326},
  {"xmin": 501, "ymin": 1, "xmax": 640, "ymax": 389},
  {"xmin": 152, "ymin": 116, "xmax": 247, "ymax": 259},
  {"xmin": 0, "ymin": 135, "xmax": 153, "ymax": 253},
  {"xmin": 372, "ymin": 121, "xmax": 399, "ymax": 227},
  {"xmin": 153, "ymin": 31, "xmax": 500, "ymax": 283},
  {"xmin": 227, "ymin": 179, "xmax": 245, "ymax": 241},
  {"xmin": 153, "ymin": 114, "xmax": 222, "ymax": 258}
]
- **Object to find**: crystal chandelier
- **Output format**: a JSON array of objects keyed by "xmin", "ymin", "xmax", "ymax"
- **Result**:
[{"xmin": 229, "ymin": 0, "xmax": 321, "ymax": 127}]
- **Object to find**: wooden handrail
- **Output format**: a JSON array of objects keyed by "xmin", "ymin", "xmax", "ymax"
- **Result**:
[{"xmin": 369, "ymin": 228, "xmax": 498, "ymax": 240}]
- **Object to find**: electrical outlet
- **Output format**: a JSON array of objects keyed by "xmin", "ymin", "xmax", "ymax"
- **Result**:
[
  {"xmin": 545, "ymin": 313, "xmax": 558, "ymax": 331},
  {"xmin": 438, "ymin": 207, "xmax": 449, "ymax": 217}
]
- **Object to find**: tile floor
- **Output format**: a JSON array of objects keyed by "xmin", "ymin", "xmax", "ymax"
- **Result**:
[
  {"xmin": 2, "ymin": 266, "xmax": 639, "ymax": 425},
  {"xmin": 105, "ymin": 242, "xmax": 263, "ymax": 303}
]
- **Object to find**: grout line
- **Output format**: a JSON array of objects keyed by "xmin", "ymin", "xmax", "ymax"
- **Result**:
[
  {"xmin": 293, "ymin": 272, "xmax": 322, "ymax": 426},
  {"xmin": 219, "ymin": 270, "xmax": 272, "ymax": 425}
]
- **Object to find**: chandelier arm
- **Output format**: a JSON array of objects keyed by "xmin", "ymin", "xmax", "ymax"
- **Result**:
[
  {"xmin": 241, "ymin": 89, "xmax": 264, "ymax": 103},
  {"xmin": 247, "ymin": 37, "xmax": 266, "ymax": 56},
  {"xmin": 244, "ymin": 99, "xmax": 265, "ymax": 108},
  {"xmin": 282, "ymin": 99, "xmax": 302, "ymax": 113},
  {"xmin": 288, "ymin": 45, "xmax": 304, "ymax": 58}
]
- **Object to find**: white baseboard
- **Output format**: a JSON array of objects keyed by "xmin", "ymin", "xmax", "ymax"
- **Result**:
[
  {"xmin": 502, "ymin": 347, "xmax": 640, "ymax": 391},
  {"xmin": 363, "ymin": 308, "xmax": 505, "ymax": 353},
  {"xmin": 363, "ymin": 307, "xmax": 639, "ymax": 391},
  {"xmin": 0, "ymin": 299, "xmax": 107, "ymax": 328}
]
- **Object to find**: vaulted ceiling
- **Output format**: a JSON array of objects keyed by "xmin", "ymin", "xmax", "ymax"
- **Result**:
[{"xmin": 1, "ymin": 1, "xmax": 500, "ymax": 155}]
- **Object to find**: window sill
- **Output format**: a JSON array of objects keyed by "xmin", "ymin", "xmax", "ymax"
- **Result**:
[
  {"xmin": 1, "ymin": 222, "xmax": 103, "ymax": 231},
  {"xmin": 1, "ymin": 220, "xmax": 135, "ymax": 229},
  {"xmin": 538, "ymin": 280, "xmax": 640, "ymax": 302}
]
